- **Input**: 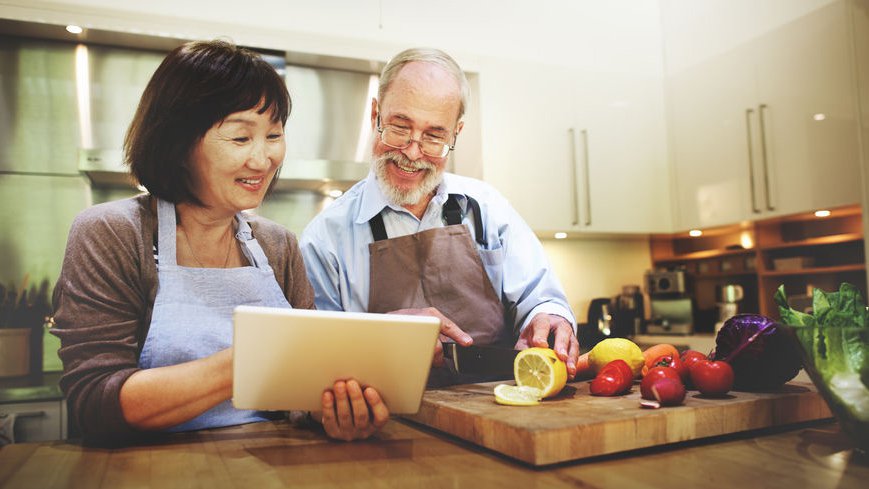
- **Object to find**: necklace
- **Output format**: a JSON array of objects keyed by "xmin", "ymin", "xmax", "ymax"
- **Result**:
[{"xmin": 181, "ymin": 225, "xmax": 234, "ymax": 268}]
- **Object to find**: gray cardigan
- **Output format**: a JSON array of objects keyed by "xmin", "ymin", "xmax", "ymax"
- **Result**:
[{"xmin": 51, "ymin": 194, "xmax": 314, "ymax": 445}]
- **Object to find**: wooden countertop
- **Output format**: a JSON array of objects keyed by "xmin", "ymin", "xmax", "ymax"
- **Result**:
[{"xmin": 0, "ymin": 418, "xmax": 866, "ymax": 488}]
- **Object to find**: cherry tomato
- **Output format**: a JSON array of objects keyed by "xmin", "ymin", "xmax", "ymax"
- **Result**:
[
  {"xmin": 640, "ymin": 366, "xmax": 681, "ymax": 400},
  {"xmin": 689, "ymin": 360, "xmax": 734, "ymax": 397},
  {"xmin": 589, "ymin": 359, "xmax": 633, "ymax": 396},
  {"xmin": 647, "ymin": 377, "xmax": 686, "ymax": 406},
  {"xmin": 652, "ymin": 354, "xmax": 688, "ymax": 383}
]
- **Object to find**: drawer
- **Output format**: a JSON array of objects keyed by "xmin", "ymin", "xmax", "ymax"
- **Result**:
[{"xmin": 0, "ymin": 399, "xmax": 67, "ymax": 443}]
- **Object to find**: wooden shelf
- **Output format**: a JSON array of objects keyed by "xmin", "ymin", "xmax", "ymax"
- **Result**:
[
  {"xmin": 691, "ymin": 271, "xmax": 758, "ymax": 279},
  {"xmin": 654, "ymin": 248, "xmax": 755, "ymax": 263},
  {"xmin": 759, "ymin": 263, "xmax": 866, "ymax": 277},
  {"xmin": 758, "ymin": 233, "xmax": 863, "ymax": 252}
]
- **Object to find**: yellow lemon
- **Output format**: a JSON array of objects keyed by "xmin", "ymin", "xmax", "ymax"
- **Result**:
[
  {"xmin": 587, "ymin": 338, "xmax": 645, "ymax": 377},
  {"xmin": 513, "ymin": 347, "xmax": 568, "ymax": 398},
  {"xmin": 493, "ymin": 384, "xmax": 542, "ymax": 406}
]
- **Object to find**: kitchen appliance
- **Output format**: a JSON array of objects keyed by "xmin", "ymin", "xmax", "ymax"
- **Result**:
[
  {"xmin": 613, "ymin": 285, "xmax": 644, "ymax": 336},
  {"xmin": 645, "ymin": 269, "xmax": 693, "ymax": 335},
  {"xmin": 714, "ymin": 284, "xmax": 744, "ymax": 333},
  {"xmin": 586, "ymin": 297, "xmax": 615, "ymax": 340}
]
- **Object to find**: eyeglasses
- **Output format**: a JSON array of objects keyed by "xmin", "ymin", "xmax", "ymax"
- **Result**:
[{"xmin": 375, "ymin": 115, "xmax": 456, "ymax": 158}]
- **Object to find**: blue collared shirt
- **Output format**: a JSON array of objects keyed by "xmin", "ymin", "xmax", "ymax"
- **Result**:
[{"xmin": 299, "ymin": 171, "xmax": 576, "ymax": 335}]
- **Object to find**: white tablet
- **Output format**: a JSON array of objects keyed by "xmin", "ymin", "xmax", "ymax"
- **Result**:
[{"xmin": 232, "ymin": 306, "xmax": 441, "ymax": 414}]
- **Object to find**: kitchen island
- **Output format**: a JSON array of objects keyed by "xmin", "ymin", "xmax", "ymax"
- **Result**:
[{"xmin": 0, "ymin": 416, "xmax": 865, "ymax": 488}]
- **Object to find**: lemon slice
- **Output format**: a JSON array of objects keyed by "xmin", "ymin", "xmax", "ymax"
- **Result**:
[
  {"xmin": 494, "ymin": 384, "xmax": 542, "ymax": 406},
  {"xmin": 513, "ymin": 347, "xmax": 568, "ymax": 398}
]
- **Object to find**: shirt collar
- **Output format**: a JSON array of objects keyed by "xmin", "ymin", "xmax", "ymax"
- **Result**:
[{"xmin": 354, "ymin": 171, "xmax": 453, "ymax": 224}]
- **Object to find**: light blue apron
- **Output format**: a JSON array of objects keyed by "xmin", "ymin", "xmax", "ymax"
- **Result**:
[{"xmin": 139, "ymin": 198, "xmax": 291, "ymax": 432}]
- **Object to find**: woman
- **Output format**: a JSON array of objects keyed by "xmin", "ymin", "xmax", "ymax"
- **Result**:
[{"xmin": 52, "ymin": 40, "xmax": 387, "ymax": 445}]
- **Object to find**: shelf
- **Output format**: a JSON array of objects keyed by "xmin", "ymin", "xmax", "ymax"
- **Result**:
[
  {"xmin": 691, "ymin": 271, "xmax": 758, "ymax": 279},
  {"xmin": 758, "ymin": 233, "xmax": 864, "ymax": 252},
  {"xmin": 759, "ymin": 263, "xmax": 866, "ymax": 277},
  {"xmin": 654, "ymin": 248, "xmax": 755, "ymax": 263}
]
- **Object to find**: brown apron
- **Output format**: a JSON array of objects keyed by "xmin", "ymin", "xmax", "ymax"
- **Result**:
[{"xmin": 368, "ymin": 194, "xmax": 507, "ymax": 385}]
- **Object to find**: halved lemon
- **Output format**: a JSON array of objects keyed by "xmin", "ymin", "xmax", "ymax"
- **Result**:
[
  {"xmin": 493, "ymin": 384, "xmax": 543, "ymax": 406},
  {"xmin": 513, "ymin": 347, "xmax": 568, "ymax": 398}
]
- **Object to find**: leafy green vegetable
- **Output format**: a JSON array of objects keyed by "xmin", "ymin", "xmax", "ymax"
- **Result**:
[{"xmin": 777, "ymin": 283, "xmax": 869, "ymax": 443}]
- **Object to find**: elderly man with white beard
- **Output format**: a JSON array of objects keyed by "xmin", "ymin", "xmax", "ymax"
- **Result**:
[{"xmin": 299, "ymin": 47, "xmax": 579, "ymax": 390}]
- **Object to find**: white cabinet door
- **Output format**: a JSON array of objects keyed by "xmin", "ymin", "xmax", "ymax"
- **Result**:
[
  {"xmin": 478, "ymin": 59, "xmax": 580, "ymax": 233},
  {"xmin": 667, "ymin": 48, "xmax": 758, "ymax": 229},
  {"xmin": 754, "ymin": 0, "xmax": 862, "ymax": 217},
  {"xmin": 480, "ymin": 60, "xmax": 672, "ymax": 235},
  {"xmin": 577, "ymin": 72, "xmax": 672, "ymax": 233},
  {"xmin": 665, "ymin": 0, "xmax": 861, "ymax": 230}
]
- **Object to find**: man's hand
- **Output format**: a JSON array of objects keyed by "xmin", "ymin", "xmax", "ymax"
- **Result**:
[
  {"xmin": 389, "ymin": 307, "xmax": 472, "ymax": 367},
  {"xmin": 319, "ymin": 379, "xmax": 389, "ymax": 441},
  {"xmin": 514, "ymin": 313, "xmax": 580, "ymax": 379}
]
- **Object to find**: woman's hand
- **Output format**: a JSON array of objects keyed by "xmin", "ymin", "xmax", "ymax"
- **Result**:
[{"xmin": 319, "ymin": 379, "xmax": 389, "ymax": 441}]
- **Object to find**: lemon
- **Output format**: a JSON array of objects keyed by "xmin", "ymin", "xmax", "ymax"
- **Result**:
[
  {"xmin": 588, "ymin": 338, "xmax": 645, "ymax": 377},
  {"xmin": 513, "ymin": 347, "xmax": 568, "ymax": 398},
  {"xmin": 493, "ymin": 384, "xmax": 542, "ymax": 406}
]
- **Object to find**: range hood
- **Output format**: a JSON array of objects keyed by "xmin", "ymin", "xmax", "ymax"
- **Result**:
[
  {"xmin": 0, "ymin": 18, "xmax": 374, "ymax": 195},
  {"xmin": 78, "ymin": 148, "xmax": 369, "ymax": 195}
]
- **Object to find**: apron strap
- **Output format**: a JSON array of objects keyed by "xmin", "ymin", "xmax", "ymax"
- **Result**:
[
  {"xmin": 369, "ymin": 212, "xmax": 389, "ymax": 242},
  {"xmin": 367, "ymin": 194, "xmax": 487, "ymax": 246},
  {"xmin": 156, "ymin": 198, "xmax": 178, "ymax": 266}
]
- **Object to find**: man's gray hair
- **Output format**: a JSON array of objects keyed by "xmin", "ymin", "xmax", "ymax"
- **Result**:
[{"xmin": 378, "ymin": 47, "xmax": 470, "ymax": 121}]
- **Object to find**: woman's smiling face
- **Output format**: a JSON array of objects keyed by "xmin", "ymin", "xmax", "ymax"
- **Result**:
[{"xmin": 188, "ymin": 106, "xmax": 286, "ymax": 214}]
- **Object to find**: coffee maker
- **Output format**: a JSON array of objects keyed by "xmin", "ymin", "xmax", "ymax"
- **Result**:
[
  {"xmin": 714, "ymin": 284, "xmax": 744, "ymax": 333},
  {"xmin": 613, "ymin": 285, "xmax": 644, "ymax": 336},
  {"xmin": 645, "ymin": 269, "xmax": 693, "ymax": 335}
]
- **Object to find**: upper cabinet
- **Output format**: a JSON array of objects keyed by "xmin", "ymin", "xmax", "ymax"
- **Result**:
[
  {"xmin": 663, "ymin": 0, "xmax": 863, "ymax": 230},
  {"xmin": 478, "ymin": 60, "xmax": 672, "ymax": 235},
  {"xmin": 477, "ymin": 2, "xmax": 672, "ymax": 235}
]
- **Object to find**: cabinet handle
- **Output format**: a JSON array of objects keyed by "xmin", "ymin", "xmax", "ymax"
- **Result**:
[
  {"xmin": 758, "ymin": 104, "xmax": 775, "ymax": 211},
  {"xmin": 581, "ymin": 129, "xmax": 592, "ymax": 226},
  {"xmin": 745, "ymin": 108, "xmax": 761, "ymax": 214},
  {"xmin": 568, "ymin": 128, "xmax": 579, "ymax": 226}
]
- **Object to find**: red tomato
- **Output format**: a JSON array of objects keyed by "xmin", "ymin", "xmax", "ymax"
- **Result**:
[
  {"xmin": 589, "ymin": 359, "xmax": 633, "ymax": 396},
  {"xmin": 648, "ymin": 377, "xmax": 686, "ymax": 406},
  {"xmin": 681, "ymin": 350, "xmax": 708, "ymax": 370},
  {"xmin": 640, "ymin": 366, "xmax": 681, "ymax": 400},
  {"xmin": 689, "ymin": 360, "xmax": 734, "ymax": 397},
  {"xmin": 652, "ymin": 354, "xmax": 688, "ymax": 383}
]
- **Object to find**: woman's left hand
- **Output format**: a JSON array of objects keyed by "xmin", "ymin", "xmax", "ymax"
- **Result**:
[{"xmin": 319, "ymin": 379, "xmax": 389, "ymax": 441}]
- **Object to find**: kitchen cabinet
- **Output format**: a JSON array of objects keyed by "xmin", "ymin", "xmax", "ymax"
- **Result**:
[
  {"xmin": 0, "ymin": 399, "xmax": 67, "ymax": 443},
  {"xmin": 650, "ymin": 204, "xmax": 865, "ymax": 328},
  {"xmin": 664, "ymin": 0, "xmax": 862, "ymax": 230},
  {"xmin": 478, "ymin": 60, "xmax": 672, "ymax": 235}
]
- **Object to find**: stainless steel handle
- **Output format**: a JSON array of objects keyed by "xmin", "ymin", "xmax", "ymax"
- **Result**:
[
  {"xmin": 581, "ymin": 129, "xmax": 592, "ymax": 226},
  {"xmin": 758, "ymin": 103, "xmax": 774, "ymax": 211},
  {"xmin": 745, "ymin": 108, "xmax": 761, "ymax": 214},
  {"xmin": 568, "ymin": 128, "xmax": 579, "ymax": 226}
]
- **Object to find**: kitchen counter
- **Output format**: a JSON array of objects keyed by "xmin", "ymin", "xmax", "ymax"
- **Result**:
[{"xmin": 0, "ymin": 417, "xmax": 865, "ymax": 488}]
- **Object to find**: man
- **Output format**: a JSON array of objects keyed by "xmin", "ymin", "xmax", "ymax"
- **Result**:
[{"xmin": 300, "ymin": 47, "xmax": 579, "ymax": 383}]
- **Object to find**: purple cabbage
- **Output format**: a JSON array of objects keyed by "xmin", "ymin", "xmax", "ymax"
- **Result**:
[{"xmin": 712, "ymin": 313, "xmax": 802, "ymax": 391}]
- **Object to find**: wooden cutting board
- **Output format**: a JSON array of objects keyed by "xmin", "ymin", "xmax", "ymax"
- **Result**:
[{"xmin": 402, "ymin": 380, "xmax": 832, "ymax": 466}]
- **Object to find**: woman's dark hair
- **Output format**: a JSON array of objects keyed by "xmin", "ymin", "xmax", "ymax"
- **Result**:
[{"xmin": 125, "ymin": 39, "xmax": 291, "ymax": 204}]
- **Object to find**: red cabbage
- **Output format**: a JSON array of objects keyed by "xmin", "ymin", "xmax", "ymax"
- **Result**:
[{"xmin": 711, "ymin": 313, "xmax": 802, "ymax": 390}]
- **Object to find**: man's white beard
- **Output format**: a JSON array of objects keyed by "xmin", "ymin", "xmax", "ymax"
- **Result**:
[{"xmin": 372, "ymin": 150, "xmax": 444, "ymax": 207}]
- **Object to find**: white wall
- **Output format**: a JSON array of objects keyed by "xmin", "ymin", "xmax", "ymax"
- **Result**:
[{"xmin": 541, "ymin": 237, "xmax": 652, "ymax": 323}]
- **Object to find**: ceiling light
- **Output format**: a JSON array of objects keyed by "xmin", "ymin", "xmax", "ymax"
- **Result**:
[
  {"xmin": 812, "ymin": 113, "xmax": 826, "ymax": 121},
  {"xmin": 554, "ymin": 232, "xmax": 567, "ymax": 239},
  {"xmin": 814, "ymin": 209, "xmax": 831, "ymax": 218},
  {"xmin": 66, "ymin": 25, "xmax": 83, "ymax": 34},
  {"xmin": 688, "ymin": 229, "xmax": 702, "ymax": 237},
  {"xmin": 326, "ymin": 189, "xmax": 343, "ymax": 198}
]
